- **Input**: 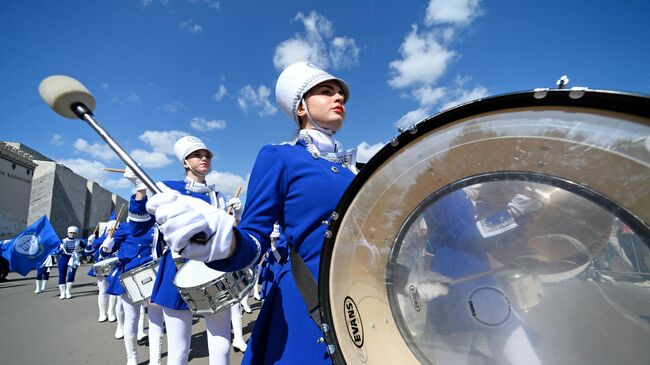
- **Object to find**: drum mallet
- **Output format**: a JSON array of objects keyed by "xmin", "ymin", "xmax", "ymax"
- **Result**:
[{"xmin": 38, "ymin": 75, "xmax": 209, "ymax": 243}]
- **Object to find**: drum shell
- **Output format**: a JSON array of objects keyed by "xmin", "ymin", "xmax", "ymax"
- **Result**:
[
  {"xmin": 174, "ymin": 263, "xmax": 257, "ymax": 316},
  {"xmin": 120, "ymin": 258, "xmax": 161, "ymax": 304},
  {"xmin": 93, "ymin": 257, "xmax": 119, "ymax": 277},
  {"xmin": 318, "ymin": 89, "xmax": 650, "ymax": 365}
]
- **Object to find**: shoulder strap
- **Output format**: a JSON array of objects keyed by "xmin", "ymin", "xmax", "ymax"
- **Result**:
[{"xmin": 290, "ymin": 247, "xmax": 322, "ymax": 327}]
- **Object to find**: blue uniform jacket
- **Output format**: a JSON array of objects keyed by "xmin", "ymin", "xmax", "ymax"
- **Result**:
[
  {"xmin": 207, "ymin": 141, "xmax": 355, "ymax": 364},
  {"xmin": 423, "ymin": 189, "xmax": 521, "ymax": 333},
  {"xmin": 105, "ymin": 222, "xmax": 155, "ymax": 296}
]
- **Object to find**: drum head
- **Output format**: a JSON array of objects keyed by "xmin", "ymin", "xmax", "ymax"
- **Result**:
[
  {"xmin": 174, "ymin": 260, "xmax": 223, "ymax": 288},
  {"xmin": 320, "ymin": 90, "xmax": 650, "ymax": 364}
]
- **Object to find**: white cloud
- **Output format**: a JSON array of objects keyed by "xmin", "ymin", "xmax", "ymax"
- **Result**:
[
  {"xmin": 73, "ymin": 138, "xmax": 116, "ymax": 161},
  {"xmin": 138, "ymin": 130, "xmax": 189, "ymax": 155},
  {"xmin": 213, "ymin": 84, "xmax": 227, "ymax": 102},
  {"xmin": 50, "ymin": 134, "xmax": 64, "ymax": 146},
  {"xmin": 57, "ymin": 158, "xmax": 131, "ymax": 191},
  {"xmin": 425, "ymin": 0, "xmax": 482, "ymax": 26},
  {"xmin": 388, "ymin": 26, "xmax": 455, "ymax": 89},
  {"xmin": 188, "ymin": 0, "xmax": 220, "ymax": 10},
  {"xmin": 190, "ymin": 117, "xmax": 226, "ymax": 131},
  {"xmin": 439, "ymin": 85, "xmax": 488, "ymax": 111},
  {"xmin": 158, "ymin": 101, "xmax": 185, "ymax": 113},
  {"xmin": 413, "ymin": 86, "xmax": 446, "ymax": 106},
  {"xmin": 111, "ymin": 92, "xmax": 142, "ymax": 106},
  {"xmin": 131, "ymin": 149, "xmax": 174, "ymax": 168},
  {"xmin": 356, "ymin": 141, "xmax": 385, "ymax": 163},
  {"xmin": 396, "ymin": 107, "xmax": 432, "ymax": 129},
  {"xmin": 58, "ymin": 158, "xmax": 106, "ymax": 183},
  {"xmin": 205, "ymin": 171, "xmax": 249, "ymax": 198},
  {"xmin": 237, "ymin": 85, "xmax": 277, "ymax": 117},
  {"xmin": 329, "ymin": 37, "xmax": 360, "ymax": 70},
  {"xmin": 180, "ymin": 20, "xmax": 203, "ymax": 34},
  {"xmin": 273, "ymin": 11, "xmax": 360, "ymax": 70}
]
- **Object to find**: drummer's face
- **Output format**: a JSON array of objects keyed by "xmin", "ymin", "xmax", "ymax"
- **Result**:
[
  {"xmin": 299, "ymin": 80, "xmax": 347, "ymax": 132},
  {"xmin": 67, "ymin": 232, "xmax": 76, "ymax": 239},
  {"xmin": 185, "ymin": 149, "xmax": 212, "ymax": 175}
]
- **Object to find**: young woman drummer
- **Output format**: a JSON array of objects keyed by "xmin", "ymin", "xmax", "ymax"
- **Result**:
[
  {"xmin": 100, "ymin": 191, "xmax": 163, "ymax": 365},
  {"xmin": 146, "ymin": 62, "xmax": 357, "ymax": 364},
  {"xmin": 127, "ymin": 136, "xmax": 246, "ymax": 365}
]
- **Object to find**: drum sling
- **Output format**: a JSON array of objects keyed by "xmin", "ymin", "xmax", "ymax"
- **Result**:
[{"xmin": 290, "ymin": 247, "xmax": 322, "ymax": 327}]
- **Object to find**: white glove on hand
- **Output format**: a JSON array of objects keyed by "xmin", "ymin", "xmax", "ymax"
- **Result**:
[
  {"xmin": 146, "ymin": 182, "xmax": 236, "ymax": 262},
  {"xmin": 228, "ymin": 197, "xmax": 242, "ymax": 221},
  {"xmin": 124, "ymin": 165, "xmax": 146, "ymax": 191},
  {"xmin": 507, "ymin": 194, "xmax": 543, "ymax": 217},
  {"xmin": 87, "ymin": 234, "xmax": 96, "ymax": 245},
  {"xmin": 406, "ymin": 270, "xmax": 451, "ymax": 302},
  {"xmin": 270, "ymin": 223, "xmax": 281, "ymax": 240},
  {"xmin": 101, "ymin": 236, "xmax": 115, "ymax": 253}
]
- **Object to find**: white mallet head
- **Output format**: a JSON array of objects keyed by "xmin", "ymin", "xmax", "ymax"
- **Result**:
[{"xmin": 38, "ymin": 75, "xmax": 96, "ymax": 119}]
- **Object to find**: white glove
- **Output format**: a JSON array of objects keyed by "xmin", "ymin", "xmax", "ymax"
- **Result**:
[
  {"xmin": 87, "ymin": 234, "xmax": 96, "ymax": 245},
  {"xmin": 270, "ymin": 223, "xmax": 281, "ymax": 240},
  {"xmin": 101, "ymin": 236, "xmax": 115, "ymax": 253},
  {"xmin": 146, "ymin": 182, "xmax": 236, "ymax": 262},
  {"xmin": 507, "ymin": 194, "xmax": 543, "ymax": 217},
  {"xmin": 124, "ymin": 165, "xmax": 146, "ymax": 191},
  {"xmin": 228, "ymin": 197, "xmax": 242, "ymax": 220},
  {"xmin": 405, "ymin": 270, "xmax": 451, "ymax": 302}
]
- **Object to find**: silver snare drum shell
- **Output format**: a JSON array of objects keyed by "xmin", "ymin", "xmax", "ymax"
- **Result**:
[
  {"xmin": 93, "ymin": 257, "xmax": 119, "ymax": 277},
  {"xmin": 120, "ymin": 258, "xmax": 160, "ymax": 304},
  {"xmin": 174, "ymin": 261, "xmax": 257, "ymax": 316}
]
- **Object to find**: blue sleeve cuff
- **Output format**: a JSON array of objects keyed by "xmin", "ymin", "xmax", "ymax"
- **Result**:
[{"xmin": 206, "ymin": 227, "xmax": 261, "ymax": 272}]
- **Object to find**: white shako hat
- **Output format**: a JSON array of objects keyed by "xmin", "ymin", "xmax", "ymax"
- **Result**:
[
  {"xmin": 275, "ymin": 61, "xmax": 350, "ymax": 126},
  {"xmin": 67, "ymin": 226, "xmax": 79, "ymax": 234},
  {"xmin": 174, "ymin": 136, "xmax": 210, "ymax": 163}
]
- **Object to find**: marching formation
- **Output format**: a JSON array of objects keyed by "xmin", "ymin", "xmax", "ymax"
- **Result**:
[{"xmin": 31, "ymin": 61, "xmax": 366, "ymax": 364}]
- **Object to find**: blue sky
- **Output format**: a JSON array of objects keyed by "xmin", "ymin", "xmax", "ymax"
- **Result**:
[{"xmin": 2, "ymin": 0, "xmax": 649, "ymax": 202}]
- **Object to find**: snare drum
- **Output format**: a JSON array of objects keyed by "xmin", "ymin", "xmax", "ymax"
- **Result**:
[
  {"xmin": 92, "ymin": 257, "xmax": 119, "ymax": 277},
  {"xmin": 174, "ymin": 260, "xmax": 256, "ymax": 316},
  {"xmin": 120, "ymin": 258, "xmax": 160, "ymax": 304},
  {"xmin": 319, "ymin": 90, "xmax": 650, "ymax": 364}
]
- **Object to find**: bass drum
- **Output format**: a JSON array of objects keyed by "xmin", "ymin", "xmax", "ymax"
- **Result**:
[{"xmin": 319, "ymin": 89, "xmax": 650, "ymax": 365}]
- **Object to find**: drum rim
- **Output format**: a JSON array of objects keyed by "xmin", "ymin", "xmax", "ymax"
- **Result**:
[{"xmin": 317, "ymin": 88, "xmax": 650, "ymax": 363}]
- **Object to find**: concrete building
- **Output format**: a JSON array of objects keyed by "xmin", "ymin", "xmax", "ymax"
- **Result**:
[
  {"xmin": 2, "ymin": 142, "xmax": 127, "ymax": 239},
  {"xmin": 0, "ymin": 142, "xmax": 37, "ymax": 240}
]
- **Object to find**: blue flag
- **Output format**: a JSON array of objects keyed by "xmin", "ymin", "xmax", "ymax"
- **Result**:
[
  {"xmin": 3, "ymin": 215, "xmax": 60, "ymax": 276},
  {"xmin": 108, "ymin": 209, "xmax": 116, "ymax": 221}
]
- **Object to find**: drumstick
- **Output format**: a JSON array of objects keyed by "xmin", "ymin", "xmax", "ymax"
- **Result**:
[
  {"xmin": 109, "ymin": 204, "xmax": 125, "ymax": 237},
  {"xmin": 38, "ymin": 75, "xmax": 210, "ymax": 245},
  {"xmin": 103, "ymin": 168, "xmax": 126, "ymax": 173},
  {"xmin": 227, "ymin": 186, "xmax": 243, "ymax": 215}
]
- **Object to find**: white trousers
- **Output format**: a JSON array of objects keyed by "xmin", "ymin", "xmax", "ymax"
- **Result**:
[{"xmin": 162, "ymin": 307, "xmax": 231, "ymax": 365}]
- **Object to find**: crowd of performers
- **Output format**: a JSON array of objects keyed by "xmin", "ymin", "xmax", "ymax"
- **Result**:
[{"xmin": 32, "ymin": 62, "xmax": 360, "ymax": 364}]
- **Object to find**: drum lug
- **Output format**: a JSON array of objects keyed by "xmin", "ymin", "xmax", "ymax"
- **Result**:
[
  {"xmin": 326, "ymin": 344, "xmax": 336, "ymax": 355},
  {"xmin": 321, "ymin": 323, "xmax": 329, "ymax": 333}
]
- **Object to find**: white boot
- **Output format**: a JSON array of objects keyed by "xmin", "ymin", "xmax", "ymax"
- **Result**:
[
  {"xmin": 40, "ymin": 279, "xmax": 47, "ymax": 292},
  {"xmin": 253, "ymin": 282, "xmax": 261, "ymax": 301},
  {"xmin": 137, "ymin": 305, "xmax": 147, "ymax": 344},
  {"xmin": 98, "ymin": 295, "xmax": 108, "ymax": 322},
  {"xmin": 108, "ymin": 295, "xmax": 117, "ymax": 322},
  {"xmin": 123, "ymin": 335, "xmax": 139, "ymax": 365},
  {"xmin": 58, "ymin": 284, "xmax": 66, "ymax": 299},
  {"xmin": 241, "ymin": 295, "xmax": 252, "ymax": 314},
  {"xmin": 148, "ymin": 334, "xmax": 164, "ymax": 365},
  {"xmin": 65, "ymin": 282, "xmax": 73, "ymax": 299},
  {"xmin": 34, "ymin": 280, "xmax": 42, "ymax": 294},
  {"xmin": 231, "ymin": 304, "xmax": 248, "ymax": 352},
  {"xmin": 114, "ymin": 309, "xmax": 124, "ymax": 339}
]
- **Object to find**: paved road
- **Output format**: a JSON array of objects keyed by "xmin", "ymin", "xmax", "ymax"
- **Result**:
[{"xmin": 0, "ymin": 265, "xmax": 260, "ymax": 364}]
